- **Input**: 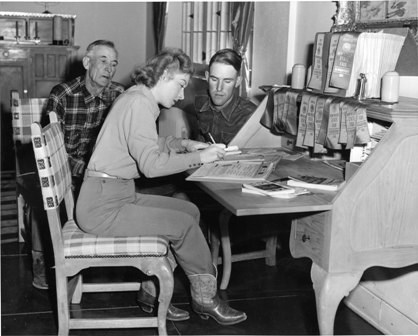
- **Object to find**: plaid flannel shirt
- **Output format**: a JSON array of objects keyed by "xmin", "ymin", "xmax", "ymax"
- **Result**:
[
  {"xmin": 195, "ymin": 93, "xmax": 257, "ymax": 144},
  {"xmin": 46, "ymin": 76, "xmax": 124, "ymax": 177}
]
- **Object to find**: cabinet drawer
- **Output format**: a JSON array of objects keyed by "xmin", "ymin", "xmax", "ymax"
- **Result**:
[
  {"xmin": 0, "ymin": 47, "xmax": 29, "ymax": 60},
  {"xmin": 292, "ymin": 212, "xmax": 325, "ymax": 263}
]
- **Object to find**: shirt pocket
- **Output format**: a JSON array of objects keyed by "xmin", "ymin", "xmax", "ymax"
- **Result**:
[{"xmin": 221, "ymin": 130, "xmax": 236, "ymax": 145}]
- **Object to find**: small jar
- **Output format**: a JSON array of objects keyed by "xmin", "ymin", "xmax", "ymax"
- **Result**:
[
  {"xmin": 291, "ymin": 64, "xmax": 306, "ymax": 90},
  {"xmin": 381, "ymin": 71, "xmax": 399, "ymax": 103},
  {"xmin": 53, "ymin": 15, "xmax": 63, "ymax": 45}
]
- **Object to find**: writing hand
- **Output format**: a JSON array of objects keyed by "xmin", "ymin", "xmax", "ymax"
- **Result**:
[
  {"xmin": 182, "ymin": 139, "xmax": 210, "ymax": 152},
  {"xmin": 199, "ymin": 144, "xmax": 226, "ymax": 163}
]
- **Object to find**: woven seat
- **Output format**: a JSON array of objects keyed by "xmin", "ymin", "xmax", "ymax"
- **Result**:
[{"xmin": 31, "ymin": 112, "xmax": 174, "ymax": 335}]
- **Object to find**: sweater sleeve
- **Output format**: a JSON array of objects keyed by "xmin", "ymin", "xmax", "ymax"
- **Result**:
[{"xmin": 123, "ymin": 94, "xmax": 202, "ymax": 178}]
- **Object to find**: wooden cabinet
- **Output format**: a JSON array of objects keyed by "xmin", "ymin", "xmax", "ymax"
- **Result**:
[
  {"xmin": 229, "ymin": 93, "xmax": 418, "ymax": 334},
  {"xmin": 288, "ymin": 96, "xmax": 418, "ymax": 334},
  {"xmin": 1, "ymin": 43, "xmax": 79, "ymax": 170}
]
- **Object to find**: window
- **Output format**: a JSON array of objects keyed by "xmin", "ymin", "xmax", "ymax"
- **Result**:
[
  {"xmin": 182, "ymin": 2, "xmax": 232, "ymax": 64},
  {"xmin": 182, "ymin": 1, "xmax": 254, "ymax": 90}
]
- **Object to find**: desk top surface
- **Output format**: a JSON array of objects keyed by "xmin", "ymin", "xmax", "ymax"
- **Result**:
[{"xmin": 193, "ymin": 155, "xmax": 344, "ymax": 216}]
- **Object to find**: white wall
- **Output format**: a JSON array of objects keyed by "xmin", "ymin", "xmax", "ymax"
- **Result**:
[
  {"xmin": 291, "ymin": 1, "xmax": 336, "ymax": 70},
  {"xmin": 251, "ymin": 1, "xmax": 290, "ymax": 100},
  {"xmin": 1, "ymin": 1, "xmax": 337, "ymax": 89},
  {"xmin": 0, "ymin": 1, "xmax": 151, "ymax": 86},
  {"xmin": 165, "ymin": 2, "xmax": 182, "ymax": 49},
  {"xmin": 164, "ymin": 1, "xmax": 336, "ymax": 101}
]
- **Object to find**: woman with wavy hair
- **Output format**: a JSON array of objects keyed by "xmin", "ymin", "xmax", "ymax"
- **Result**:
[{"xmin": 76, "ymin": 48, "xmax": 247, "ymax": 326}]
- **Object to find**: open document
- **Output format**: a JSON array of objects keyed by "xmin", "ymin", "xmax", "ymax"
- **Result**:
[{"xmin": 186, "ymin": 160, "xmax": 274, "ymax": 183}]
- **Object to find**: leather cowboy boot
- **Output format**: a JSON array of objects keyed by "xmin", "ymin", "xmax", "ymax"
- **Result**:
[
  {"xmin": 188, "ymin": 272, "xmax": 247, "ymax": 325},
  {"xmin": 137, "ymin": 279, "xmax": 190, "ymax": 321}
]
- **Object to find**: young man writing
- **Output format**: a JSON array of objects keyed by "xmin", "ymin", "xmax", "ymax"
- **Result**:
[{"xmin": 195, "ymin": 48, "xmax": 257, "ymax": 144}]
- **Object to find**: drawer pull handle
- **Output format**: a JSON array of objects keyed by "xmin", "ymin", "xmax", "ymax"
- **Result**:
[{"xmin": 302, "ymin": 234, "xmax": 310, "ymax": 242}]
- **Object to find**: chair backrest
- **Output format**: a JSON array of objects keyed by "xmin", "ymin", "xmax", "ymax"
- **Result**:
[
  {"xmin": 11, "ymin": 90, "xmax": 48, "ymax": 144},
  {"xmin": 31, "ymin": 111, "xmax": 73, "ymax": 259},
  {"xmin": 31, "ymin": 112, "xmax": 73, "ymax": 212}
]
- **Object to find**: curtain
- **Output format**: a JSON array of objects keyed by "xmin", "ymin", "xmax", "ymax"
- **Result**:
[
  {"xmin": 230, "ymin": 2, "xmax": 255, "ymax": 97},
  {"xmin": 153, "ymin": 2, "xmax": 168, "ymax": 54}
]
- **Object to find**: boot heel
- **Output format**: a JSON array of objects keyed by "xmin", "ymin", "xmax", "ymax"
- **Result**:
[{"xmin": 139, "ymin": 303, "xmax": 154, "ymax": 314}]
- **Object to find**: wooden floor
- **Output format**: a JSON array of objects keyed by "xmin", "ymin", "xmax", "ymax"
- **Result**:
[{"xmin": 0, "ymin": 170, "xmax": 382, "ymax": 335}]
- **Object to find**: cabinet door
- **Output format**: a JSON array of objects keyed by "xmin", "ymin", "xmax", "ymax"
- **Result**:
[
  {"xmin": 31, "ymin": 47, "xmax": 77, "ymax": 97},
  {"xmin": 0, "ymin": 61, "xmax": 30, "ymax": 171}
]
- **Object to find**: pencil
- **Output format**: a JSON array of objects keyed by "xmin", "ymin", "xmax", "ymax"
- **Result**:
[{"xmin": 208, "ymin": 132, "xmax": 216, "ymax": 144}]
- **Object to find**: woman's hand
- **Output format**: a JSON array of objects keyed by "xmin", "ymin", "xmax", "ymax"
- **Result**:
[
  {"xmin": 199, "ymin": 144, "xmax": 226, "ymax": 163},
  {"xmin": 181, "ymin": 139, "xmax": 210, "ymax": 152}
]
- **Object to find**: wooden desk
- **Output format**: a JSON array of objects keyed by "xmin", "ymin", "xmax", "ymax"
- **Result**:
[{"xmin": 193, "ymin": 95, "xmax": 418, "ymax": 335}]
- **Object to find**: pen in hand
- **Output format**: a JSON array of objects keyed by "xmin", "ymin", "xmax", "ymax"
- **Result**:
[{"xmin": 208, "ymin": 132, "xmax": 216, "ymax": 144}]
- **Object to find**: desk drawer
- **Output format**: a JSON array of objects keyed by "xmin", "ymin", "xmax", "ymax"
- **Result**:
[
  {"xmin": 0, "ymin": 47, "xmax": 29, "ymax": 60},
  {"xmin": 292, "ymin": 212, "xmax": 325, "ymax": 263}
]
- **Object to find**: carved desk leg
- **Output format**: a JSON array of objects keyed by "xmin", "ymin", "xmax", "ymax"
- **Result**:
[
  {"xmin": 219, "ymin": 208, "xmax": 233, "ymax": 290},
  {"xmin": 311, "ymin": 263, "xmax": 362, "ymax": 335},
  {"xmin": 210, "ymin": 228, "xmax": 221, "ymax": 264}
]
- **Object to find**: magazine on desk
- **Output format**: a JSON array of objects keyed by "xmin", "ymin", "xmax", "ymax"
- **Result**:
[
  {"xmin": 286, "ymin": 175, "xmax": 345, "ymax": 191},
  {"xmin": 186, "ymin": 160, "xmax": 274, "ymax": 183},
  {"xmin": 241, "ymin": 181, "xmax": 310, "ymax": 199}
]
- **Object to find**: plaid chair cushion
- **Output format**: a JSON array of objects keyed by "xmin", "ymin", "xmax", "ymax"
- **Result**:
[
  {"xmin": 32, "ymin": 122, "xmax": 72, "ymax": 209},
  {"xmin": 12, "ymin": 93, "xmax": 47, "ymax": 144},
  {"xmin": 63, "ymin": 220, "xmax": 168, "ymax": 257}
]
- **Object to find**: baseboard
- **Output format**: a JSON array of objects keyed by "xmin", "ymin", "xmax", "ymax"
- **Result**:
[{"xmin": 344, "ymin": 283, "xmax": 418, "ymax": 335}]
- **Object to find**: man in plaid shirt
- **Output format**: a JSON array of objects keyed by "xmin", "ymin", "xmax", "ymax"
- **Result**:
[
  {"xmin": 31, "ymin": 40, "xmax": 124, "ymax": 290},
  {"xmin": 46, "ymin": 39, "xmax": 125, "ymax": 199}
]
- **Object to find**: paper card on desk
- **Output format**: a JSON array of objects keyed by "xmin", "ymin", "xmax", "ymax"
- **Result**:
[
  {"xmin": 186, "ymin": 161, "xmax": 274, "ymax": 183},
  {"xmin": 242, "ymin": 181, "xmax": 296, "ymax": 198},
  {"xmin": 287, "ymin": 175, "xmax": 345, "ymax": 191},
  {"xmin": 282, "ymin": 152, "xmax": 305, "ymax": 161}
]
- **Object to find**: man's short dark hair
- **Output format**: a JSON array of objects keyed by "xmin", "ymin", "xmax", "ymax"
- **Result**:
[{"xmin": 209, "ymin": 48, "xmax": 242, "ymax": 73}]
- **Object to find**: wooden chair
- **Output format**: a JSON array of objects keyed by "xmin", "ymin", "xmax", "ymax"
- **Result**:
[
  {"xmin": 11, "ymin": 90, "xmax": 48, "ymax": 242},
  {"xmin": 30, "ymin": 112, "xmax": 174, "ymax": 336}
]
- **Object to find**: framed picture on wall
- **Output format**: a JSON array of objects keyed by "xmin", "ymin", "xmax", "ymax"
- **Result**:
[
  {"xmin": 332, "ymin": 1, "xmax": 417, "ymax": 40},
  {"xmin": 358, "ymin": 0, "xmax": 417, "ymax": 22}
]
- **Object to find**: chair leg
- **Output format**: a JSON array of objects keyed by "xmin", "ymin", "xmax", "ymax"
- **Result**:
[
  {"xmin": 17, "ymin": 194, "xmax": 26, "ymax": 242},
  {"xmin": 149, "ymin": 258, "xmax": 174, "ymax": 336},
  {"xmin": 55, "ymin": 271, "xmax": 70, "ymax": 336},
  {"xmin": 265, "ymin": 235, "xmax": 277, "ymax": 266},
  {"xmin": 219, "ymin": 209, "xmax": 232, "ymax": 290},
  {"xmin": 70, "ymin": 274, "xmax": 83, "ymax": 304}
]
